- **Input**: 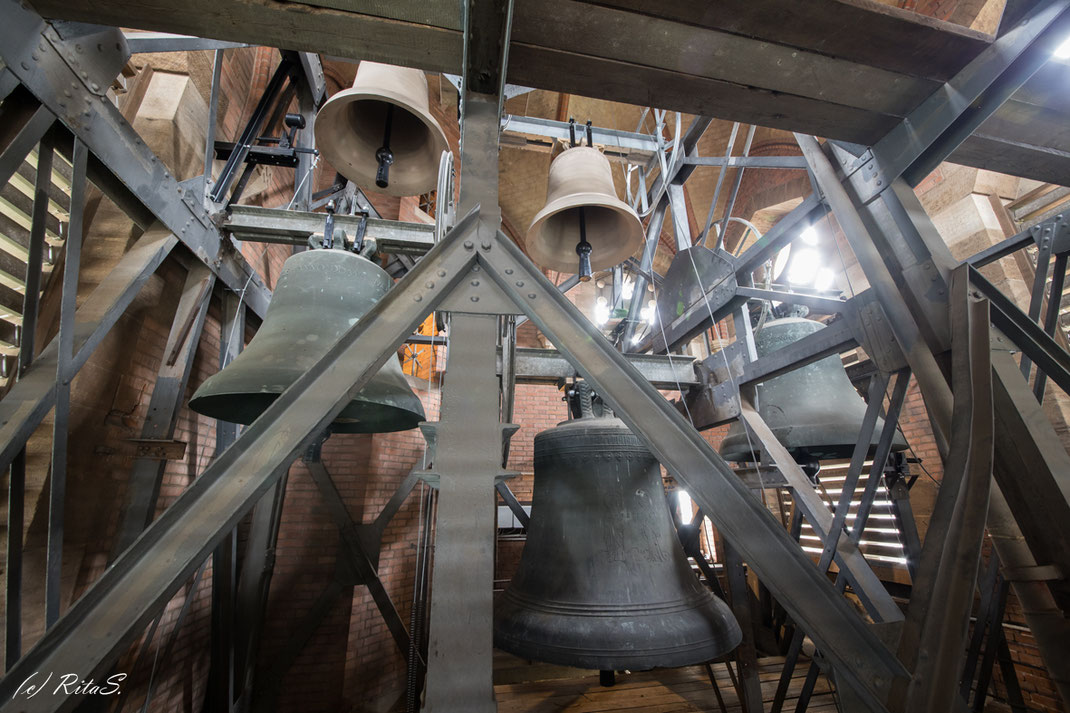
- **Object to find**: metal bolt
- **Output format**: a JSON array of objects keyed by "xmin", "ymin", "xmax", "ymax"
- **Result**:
[
  {"xmin": 20, "ymin": 62, "xmax": 29, "ymax": 70},
  {"xmin": 414, "ymin": 294, "xmax": 423, "ymax": 302},
  {"xmin": 463, "ymin": 240, "xmax": 473, "ymax": 250},
  {"xmin": 470, "ymin": 296, "xmax": 480, "ymax": 303},
  {"xmin": 425, "ymin": 280, "xmax": 435, "ymax": 289},
  {"xmin": 470, "ymin": 279, "xmax": 480, "ymax": 287},
  {"xmin": 516, "ymin": 281, "xmax": 524, "ymax": 287},
  {"xmin": 437, "ymin": 269, "xmax": 447, "ymax": 277},
  {"xmin": 480, "ymin": 240, "xmax": 491, "ymax": 250},
  {"xmin": 472, "ymin": 265, "xmax": 481, "ymax": 272},
  {"xmin": 528, "ymin": 293, "xmax": 536, "ymax": 299},
  {"xmin": 504, "ymin": 268, "xmax": 513, "ymax": 275},
  {"xmin": 90, "ymin": 82, "xmax": 100, "ymax": 92}
]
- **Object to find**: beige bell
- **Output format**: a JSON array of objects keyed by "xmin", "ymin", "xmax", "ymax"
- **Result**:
[
  {"xmin": 525, "ymin": 146, "xmax": 644, "ymax": 274},
  {"xmin": 315, "ymin": 61, "xmax": 448, "ymax": 197}
]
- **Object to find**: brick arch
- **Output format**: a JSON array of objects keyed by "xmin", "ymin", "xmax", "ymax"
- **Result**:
[{"xmin": 723, "ymin": 139, "xmax": 811, "ymax": 253}]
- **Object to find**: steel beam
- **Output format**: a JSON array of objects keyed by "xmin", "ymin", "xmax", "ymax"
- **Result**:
[
  {"xmin": 306, "ymin": 456, "xmax": 415, "ymax": 659},
  {"xmin": 0, "ymin": 87, "xmax": 54, "ymax": 189},
  {"xmin": 973, "ymin": 267, "xmax": 1070, "ymax": 397},
  {"xmin": 683, "ymin": 155, "xmax": 809, "ymax": 169},
  {"xmin": 734, "ymin": 286, "xmax": 849, "ymax": 314},
  {"xmin": 232, "ymin": 476, "xmax": 286, "ymax": 713},
  {"xmin": 45, "ymin": 138, "xmax": 87, "ymax": 628},
  {"xmin": 0, "ymin": 2, "xmax": 271, "ymax": 317},
  {"xmin": 110, "ymin": 265, "xmax": 214, "ymax": 558},
  {"xmin": 738, "ymin": 389, "xmax": 903, "ymax": 624},
  {"xmin": 843, "ymin": 0, "xmax": 1070, "ymax": 203},
  {"xmin": 224, "ymin": 205, "xmax": 436, "ymax": 255},
  {"xmin": 990, "ymin": 348, "xmax": 1070, "ymax": 609},
  {"xmin": 894, "ymin": 268, "xmax": 992, "ymax": 713},
  {"xmin": 207, "ymin": 288, "xmax": 242, "ymax": 713},
  {"xmin": 508, "ymin": 347, "xmax": 698, "ymax": 388},
  {"xmin": 500, "ymin": 114, "xmax": 659, "ymax": 161},
  {"xmin": 0, "ymin": 210, "xmax": 480, "ymax": 713},
  {"xmin": 0, "ymin": 226, "xmax": 177, "ymax": 475},
  {"xmin": 479, "ymin": 227, "xmax": 908, "ymax": 709},
  {"xmin": 723, "ymin": 542, "xmax": 763, "ymax": 713},
  {"xmin": 419, "ymin": 314, "xmax": 512, "ymax": 713}
]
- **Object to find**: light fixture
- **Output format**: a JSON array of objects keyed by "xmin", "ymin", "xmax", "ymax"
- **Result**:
[
  {"xmin": 622, "ymin": 278, "xmax": 635, "ymax": 299},
  {"xmin": 787, "ymin": 248, "xmax": 821, "ymax": 286},
  {"xmin": 814, "ymin": 267, "xmax": 837, "ymax": 291},
  {"xmin": 1055, "ymin": 34, "xmax": 1070, "ymax": 59},
  {"xmin": 800, "ymin": 224, "xmax": 819, "ymax": 245},
  {"xmin": 640, "ymin": 304, "xmax": 657, "ymax": 325},
  {"xmin": 594, "ymin": 302, "xmax": 610, "ymax": 325},
  {"xmin": 595, "ymin": 279, "xmax": 606, "ymax": 289},
  {"xmin": 677, "ymin": 491, "xmax": 693, "ymax": 525},
  {"xmin": 596, "ymin": 295, "xmax": 608, "ymax": 306}
]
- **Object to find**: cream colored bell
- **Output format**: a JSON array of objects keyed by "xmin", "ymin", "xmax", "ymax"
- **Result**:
[
  {"xmin": 314, "ymin": 61, "xmax": 448, "ymax": 197},
  {"xmin": 525, "ymin": 146, "xmax": 644, "ymax": 273}
]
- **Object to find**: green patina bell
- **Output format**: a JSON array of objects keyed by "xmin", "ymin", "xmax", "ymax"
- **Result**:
[
  {"xmin": 719, "ymin": 317, "xmax": 908, "ymax": 462},
  {"xmin": 189, "ymin": 248, "xmax": 425, "ymax": 433}
]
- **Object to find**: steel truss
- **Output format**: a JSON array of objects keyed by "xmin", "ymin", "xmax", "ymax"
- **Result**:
[{"xmin": 0, "ymin": 0, "xmax": 1067, "ymax": 711}]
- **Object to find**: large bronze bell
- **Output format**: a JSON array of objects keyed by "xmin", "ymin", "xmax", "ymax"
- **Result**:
[
  {"xmin": 314, "ymin": 61, "xmax": 448, "ymax": 197},
  {"xmin": 495, "ymin": 393, "xmax": 741, "ymax": 670},
  {"xmin": 719, "ymin": 317, "xmax": 908, "ymax": 462},
  {"xmin": 525, "ymin": 146, "xmax": 644, "ymax": 274},
  {"xmin": 189, "ymin": 248, "xmax": 425, "ymax": 433}
]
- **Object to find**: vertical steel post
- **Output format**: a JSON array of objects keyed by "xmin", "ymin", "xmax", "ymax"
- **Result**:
[
  {"xmin": 723, "ymin": 541, "xmax": 763, "ymax": 713},
  {"xmin": 420, "ymin": 313, "xmax": 503, "ymax": 713},
  {"xmin": 1031, "ymin": 252, "xmax": 1067, "ymax": 401},
  {"xmin": 621, "ymin": 197, "xmax": 667, "ymax": 348},
  {"xmin": 207, "ymin": 290, "xmax": 243, "ymax": 712},
  {"xmin": 203, "ymin": 49, "xmax": 223, "ymax": 203},
  {"xmin": 45, "ymin": 137, "xmax": 87, "ymax": 628}
]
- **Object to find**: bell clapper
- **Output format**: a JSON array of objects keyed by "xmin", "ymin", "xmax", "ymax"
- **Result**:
[
  {"xmin": 576, "ymin": 206, "xmax": 593, "ymax": 281},
  {"xmin": 375, "ymin": 103, "xmax": 395, "ymax": 189},
  {"xmin": 322, "ymin": 199, "xmax": 336, "ymax": 249}
]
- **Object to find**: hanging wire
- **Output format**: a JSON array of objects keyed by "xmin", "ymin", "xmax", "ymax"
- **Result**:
[{"xmin": 680, "ymin": 247, "xmax": 764, "ymax": 489}]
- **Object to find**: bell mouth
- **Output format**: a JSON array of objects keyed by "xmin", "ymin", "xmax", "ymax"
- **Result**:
[
  {"xmin": 188, "ymin": 392, "xmax": 425, "ymax": 434},
  {"xmin": 527, "ymin": 198, "xmax": 644, "ymax": 273},
  {"xmin": 314, "ymin": 91, "xmax": 448, "ymax": 197},
  {"xmin": 718, "ymin": 424, "xmax": 909, "ymax": 463}
]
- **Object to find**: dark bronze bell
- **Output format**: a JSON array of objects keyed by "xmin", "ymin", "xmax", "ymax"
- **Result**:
[
  {"xmin": 719, "ymin": 317, "xmax": 908, "ymax": 462},
  {"xmin": 189, "ymin": 248, "xmax": 425, "ymax": 433},
  {"xmin": 495, "ymin": 395, "xmax": 741, "ymax": 670}
]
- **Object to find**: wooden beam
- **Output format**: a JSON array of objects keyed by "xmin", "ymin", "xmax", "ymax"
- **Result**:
[
  {"xmin": 572, "ymin": 0, "xmax": 993, "ymax": 81},
  {"xmin": 515, "ymin": 0, "xmax": 938, "ymax": 116}
]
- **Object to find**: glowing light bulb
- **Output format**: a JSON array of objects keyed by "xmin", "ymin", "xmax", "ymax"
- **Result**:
[
  {"xmin": 800, "ymin": 225, "xmax": 819, "ymax": 245},
  {"xmin": 815, "ymin": 267, "xmax": 837, "ymax": 291},
  {"xmin": 622, "ymin": 279, "xmax": 635, "ymax": 299},
  {"xmin": 677, "ymin": 491, "xmax": 693, "ymax": 524},
  {"xmin": 787, "ymin": 249, "xmax": 821, "ymax": 286},
  {"xmin": 1055, "ymin": 34, "xmax": 1070, "ymax": 59},
  {"xmin": 594, "ymin": 302, "xmax": 610, "ymax": 325}
]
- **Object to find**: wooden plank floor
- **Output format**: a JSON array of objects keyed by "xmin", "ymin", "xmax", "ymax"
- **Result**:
[{"xmin": 494, "ymin": 652, "xmax": 838, "ymax": 712}]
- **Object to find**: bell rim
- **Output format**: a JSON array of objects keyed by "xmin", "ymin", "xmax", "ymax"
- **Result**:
[
  {"xmin": 188, "ymin": 391, "xmax": 426, "ymax": 434},
  {"xmin": 314, "ymin": 86, "xmax": 449, "ymax": 197},
  {"xmin": 526, "ymin": 191, "xmax": 644, "ymax": 273}
]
